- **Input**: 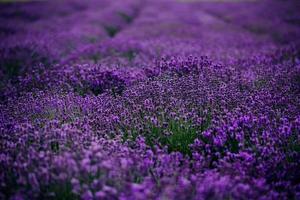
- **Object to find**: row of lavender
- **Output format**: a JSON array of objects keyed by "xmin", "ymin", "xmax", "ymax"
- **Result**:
[{"xmin": 0, "ymin": 0, "xmax": 300, "ymax": 199}]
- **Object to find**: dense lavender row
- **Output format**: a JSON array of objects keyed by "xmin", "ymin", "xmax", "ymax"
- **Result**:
[{"xmin": 0, "ymin": 0, "xmax": 300, "ymax": 199}]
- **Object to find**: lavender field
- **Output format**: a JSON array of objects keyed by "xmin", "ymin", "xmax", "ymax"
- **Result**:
[{"xmin": 0, "ymin": 0, "xmax": 300, "ymax": 199}]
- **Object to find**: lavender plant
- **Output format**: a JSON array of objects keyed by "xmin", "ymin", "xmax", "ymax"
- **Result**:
[{"xmin": 0, "ymin": 0, "xmax": 299, "ymax": 199}]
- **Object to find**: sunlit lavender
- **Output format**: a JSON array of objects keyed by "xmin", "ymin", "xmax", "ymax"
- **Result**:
[{"xmin": 0, "ymin": 0, "xmax": 299, "ymax": 199}]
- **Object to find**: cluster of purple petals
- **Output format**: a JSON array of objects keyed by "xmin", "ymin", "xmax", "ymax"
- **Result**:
[{"xmin": 0, "ymin": 0, "xmax": 300, "ymax": 199}]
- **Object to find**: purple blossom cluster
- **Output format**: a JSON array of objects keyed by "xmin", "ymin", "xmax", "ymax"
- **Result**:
[{"xmin": 0, "ymin": 0, "xmax": 300, "ymax": 199}]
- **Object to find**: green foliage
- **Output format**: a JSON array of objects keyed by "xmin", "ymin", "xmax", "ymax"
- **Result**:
[
  {"xmin": 121, "ymin": 127, "xmax": 139, "ymax": 142},
  {"xmin": 201, "ymin": 112, "xmax": 212, "ymax": 132},
  {"xmin": 73, "ymin": 85, "xmax": 90, "ymax": 97},
  {"xmin": 226, "ymin": 137, "xmax": 239, "ymax": 153},
  {"xmin": 4, "ymin": 60, "xmax": 21, "ymax": 79},
  {"xmin": 122, "ymin": 50, "xmax": 136, "ymax": 62},
  {"xmin": 50, "ymin": 140, "xmax": 60, "ymax": 153},
  {"xmin": 88, "ymin": 53, "xmax": 101, "ymax": 64},
  {"xmin": 104, "ymin": 25, "xmax": 120, "ymax": 37},
  {"xmin": 254, "ymin": 78, "xmax": 268, "ymax": 89},
  {"xmin": 122, "ymin": 117, "xmax": 211, "ymax": 156},
  {"xmin": 118, "ymin": 12, "xmax": 134, "ymax": 24},
  {"xmin": 285, "ymin": 131, "xmax": 300, "ymax": 163},
  {"xmin": 133, "ymin": 172, "xmax": 144, "ymax": 184},
  {"xmin": 161, "ymin": 119, "xmax": 198, "ymax": 155},
  {"xmin": 45, "ymin": 181, "xmax": 78, "ymax": 200},
  {"xmin": 151, "ymin": 117, "xmax": 211, "ymax": 156},
  {"xmin": 86, "ymin": 36, "xmax": 98, "ymax": 43}
]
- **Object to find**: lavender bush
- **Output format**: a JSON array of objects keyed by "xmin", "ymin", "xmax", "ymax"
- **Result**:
[{"xmin": 0, "ymin": 0, "xmax": 299, "ymax": 199}]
